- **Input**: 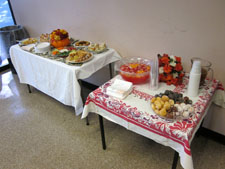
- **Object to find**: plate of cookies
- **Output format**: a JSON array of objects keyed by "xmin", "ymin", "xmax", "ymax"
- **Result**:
[{"xmin": 150, "ymin": 90, "xmax": 195, "ymax": 121}]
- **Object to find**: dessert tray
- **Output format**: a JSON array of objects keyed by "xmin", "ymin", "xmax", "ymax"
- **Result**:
[{"xmin": 150, "ymin": 90, "xmax": 195, "ymax": 121}]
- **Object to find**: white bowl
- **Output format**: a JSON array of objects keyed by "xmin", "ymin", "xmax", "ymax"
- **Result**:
[{"xmin": 35, "ymin": 42, "xmax": 50, "ymax": 53}]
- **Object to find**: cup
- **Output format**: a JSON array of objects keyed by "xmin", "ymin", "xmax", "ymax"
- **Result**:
[{"xmin": 191, "ymin": 57, "xmax": 213, "ymax": 86}]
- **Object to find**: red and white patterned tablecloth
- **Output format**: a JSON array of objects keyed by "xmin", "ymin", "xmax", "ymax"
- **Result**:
[{"xmin": 82, "ymin": 75, "xmax": 221, "ymax": 169}]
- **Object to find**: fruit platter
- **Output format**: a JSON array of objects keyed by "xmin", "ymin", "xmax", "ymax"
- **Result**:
[
  {"xmin": 119, "ymin": 57, "xmax": 151, "ymax": 84},
  {"xmin": 150, "ymin": 90, "xmax": 195, "ymax": 120}
]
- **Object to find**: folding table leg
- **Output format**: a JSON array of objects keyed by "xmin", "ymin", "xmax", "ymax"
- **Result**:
[
  {"xmin": 98, "ymin": 115, "xmax": 106, "ymax": 150},
  {"xmin": 86, "ymin": 116, "xmax": 89, "ymax": 125},
  {"xmin": 27, "ymin": 84, "xmax": 31, "ymax": 93},
  {"xmin": 78, "ymin": 79, "xmax": 90, "ymax": 125},
  {"xmin": 109, "ymin": 63, "xmax": 113, "ymax": 79},
  {"xmin": 196, "ymin": 118, "xmax": 205, "ymax": 137},
  {"xmin": 172, "ymin": 151, "xmax": 179, "ymax": 169}
]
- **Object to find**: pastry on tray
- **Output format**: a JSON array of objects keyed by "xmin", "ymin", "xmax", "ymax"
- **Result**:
[
  {"xmin": 66, "ymin": 50, "xmax": 92, "ymax": 63},
  {"xmin": 88, "ymin": 43, "xmax": 107, "ymax": 53}
]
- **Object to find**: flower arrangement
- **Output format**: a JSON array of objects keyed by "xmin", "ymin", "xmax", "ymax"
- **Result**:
[{"xmin": 158, "ymin": 54, "xmax": 184, "ymax": 86}]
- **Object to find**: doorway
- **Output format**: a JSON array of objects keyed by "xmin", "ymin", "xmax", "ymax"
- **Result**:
[{"xmin": 0, "ymin": 0, "xmax": 16, "ymax": 72}]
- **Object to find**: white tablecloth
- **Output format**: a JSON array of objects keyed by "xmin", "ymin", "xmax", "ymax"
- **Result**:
[
  {"xmin": 82, "ymin": 75, "xmax": 220, "ymax": 169},
  {"xmin": 10, "ymin": 45, "xmax": 121, "ymax": 115}
]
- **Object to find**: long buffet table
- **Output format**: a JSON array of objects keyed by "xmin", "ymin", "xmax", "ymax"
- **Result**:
[
  {"xmin": 82, "ymin": 75, "xmax": 220, "ymax": 169},
  {"xmin": 10, "ymin": 44, "xmax": 121, "ymax": 115}
]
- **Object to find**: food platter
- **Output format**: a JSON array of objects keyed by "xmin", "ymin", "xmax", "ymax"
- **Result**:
[
  {"xmin": 150, "ymin": 102, "xmax": 175, "ymax": 121},
  {"xmin": 65, "ymin": 50, "xmax": 93, "ymax": 64},
  {"xmin": 150, "ymin": 90, "xmax": 195, "ymax": 121},
  {"xmin": 87, "ymin": 47, "xmax": 108, "ymax": 54},
  {"xmin": 19, "ymin": 38, "xmax": 38, "ymax": 46},
  {"xmin": 51, "ymin": 46, "xmax": 76, "ymax": 58},
  {"xmin": 74, "ymin": 41, "xmax": 91, "ymax": 48},
  {"xmin": 150, "ymin": 102, "xmax": 194, "ymax": 121},
  {"xmin": 66, "ymin": 55, "xmax": 93, "ymax": 64},
  {"xmin": 87, "ymin": 43, "xmax": 108, "ymax": 54}
]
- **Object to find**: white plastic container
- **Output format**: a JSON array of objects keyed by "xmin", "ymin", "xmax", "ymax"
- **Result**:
[{"xmin": 187, "ymin": 60, "xmax": 201, "ymax": 97}]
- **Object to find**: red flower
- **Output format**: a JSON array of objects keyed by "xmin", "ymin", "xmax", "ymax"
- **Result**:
[
  {"xmin": 166, "ymin": 80, "xmax": 172, "ymax": 85},
  {"xmin": 165, "ymin": 74, "xmax": 173, "ymax": 81},
  {"xmin": 175, "ymin": 56, "xmax": 181, "ymax": 63},
  {"xmin": 159, "ymin": 74, "xmax": 165, "ymax": 81},
  {"xmin": 179, "ymin": 73, "xmax": 185, "ymax": 78},
  {"xmin": 171, "ymin": 78, "xmax": 178, "ymax": 85},
  {"xmin": 164, "ymin": 65, "xmax": 172, "ymax": 73},
  {"xmin": 163, "ymin": 54, "xmax": 169, "ymax": 58},
  {"xmin": 158, "ymin": 58, "xmax": 163, "ymax": 66},
  {"xmin": 177, "ymin": 78, "xmax": 183, "ymax": 85},
  {"xmin": 175, "ymin": 63, "xmax": 183, "ymax": 72},
  {"xmin": 161, "ymin": 56, "xmax": 170, "ymax": 65},
  {"xmin": 158, "ymin": 53, "xmax": 184, "ymax": 85}
]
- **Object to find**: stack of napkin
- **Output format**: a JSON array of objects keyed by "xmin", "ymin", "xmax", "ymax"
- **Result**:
[
  {"xmin": 106, "ymin": 79, "xmax": 133, "ymax": 99},
  {"xmin": 21, "ymin": 44, "xmax": 35, "ymax": 51}
]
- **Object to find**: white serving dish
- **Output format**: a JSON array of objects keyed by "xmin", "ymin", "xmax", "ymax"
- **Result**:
[{"xmin": 35, "ymin": 42, "xmax": 50, "ymax": 53}]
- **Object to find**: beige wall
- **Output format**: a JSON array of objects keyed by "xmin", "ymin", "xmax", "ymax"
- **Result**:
[{"xmin": 11, "ymin": 0, "xmax": 225, "ymax": 134}]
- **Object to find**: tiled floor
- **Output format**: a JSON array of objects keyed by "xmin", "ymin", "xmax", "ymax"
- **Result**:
[{"xmin": 0, "ymin": 70, "xmax": 225, "ymax": 169}]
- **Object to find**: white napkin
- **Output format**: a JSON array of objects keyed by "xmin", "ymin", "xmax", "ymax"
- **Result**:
[
  {"xmin": 21, "ymin": 44, "xmax": 35, "ymax": 51},
  {"xmin": 106, "ymin": 79, "xmax": 133, "ymax": 99},
  {"xmin": 213, "ymin": 89, "xmax": 225, "ymax": 108}
]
